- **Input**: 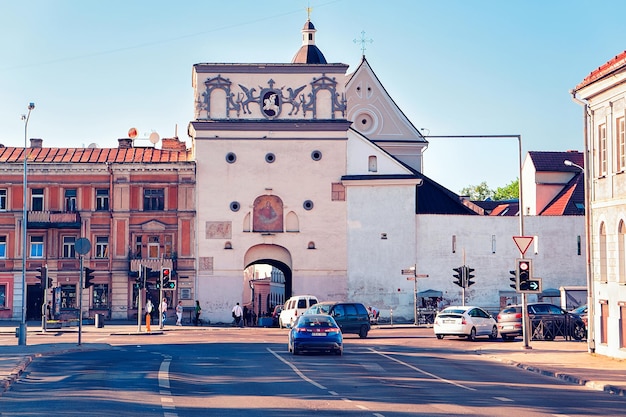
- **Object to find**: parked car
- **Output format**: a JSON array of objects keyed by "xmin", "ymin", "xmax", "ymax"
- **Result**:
[
  {"xmin": 433, "ymin": 306, "xmax": 498, "ymax": 341},
  {"xmin": 288, "ymin": 314, "xmax": 343, "ymax": 355},
  {"xmin": 271, "ymin": 304, "xmax": 283, "ymax": 327},
  {"xmin": 497, "ymin": 303, "xmax": 586, "ymax": 341},
  {"xmin": 304, "ymin": 301, "xmax": 371, "ymax": 338},
  {"xmin": 569, "ymin": 304, "xmax": 588, "ymax": 328},
  {"xmin": 279, "ymin": 295, "xmax": 318, "ymax": 328}
]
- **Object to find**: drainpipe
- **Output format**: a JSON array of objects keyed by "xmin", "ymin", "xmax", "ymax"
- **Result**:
[{"xmin": 570, "ymin": 89, "xmax": 594, "ymax": 353}]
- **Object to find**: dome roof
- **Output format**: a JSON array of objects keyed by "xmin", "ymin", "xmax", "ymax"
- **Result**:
[
  {"xmin": 292, "ymin": 45, "xmax": 327, "ymax": 64},
  {"xmin": 303, "ymin": 20, "xmax": 315, "ymax": 30}
]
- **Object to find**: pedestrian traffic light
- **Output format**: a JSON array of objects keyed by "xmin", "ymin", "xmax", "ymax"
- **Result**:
[
  {"xmin": 453, "ymin": 267, "xmax": 464, "ymax": 287},
  {"xmin": 509, "ymin": 270, "xmax": 517, "ymax": 290},
  {"xmin": 516, "ymin": 259, "xmax": 532, "ymax": 291},
  {"xmin": 465, "ymin": 266, "xmax": 475, "ymax": 287},
  {"xmin": 162, "ymin": 267, "xmax": 171, "ymax": 284},
  {"xmin": 47, "ymin": 276, "xmax": 53, "ymax": 289},
  {"xmin": 84, "ymin": 267, "xmax": 95, "ymax": 288}
]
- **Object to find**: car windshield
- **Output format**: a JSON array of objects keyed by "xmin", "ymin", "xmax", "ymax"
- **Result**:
[
  {"xmin": 306, "ymin": 304, "xmax": 331, "ymax": 315},
  {"xmin": 441, "ymin": 308, "xmax": 467, "ymax": 315}
]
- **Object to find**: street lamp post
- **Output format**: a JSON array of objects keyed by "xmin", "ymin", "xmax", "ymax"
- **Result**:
[
  {"xmin": 425, "ymin": 134, "xmax": 531, "ymax": 348},
  {"xmin": 565, "ymin": 159, "xmax": 594, "ymax": 352},
  {"xmin": 19, "ymin": 102, "xmax": 35, "ymax": 346}
]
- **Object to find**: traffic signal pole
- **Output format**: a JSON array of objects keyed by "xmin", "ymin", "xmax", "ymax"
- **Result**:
[
  {"xmin": 78, "ymin": 256, "xmax": 83, "ymax": 346},
  {"xmin": 137, "ymin": 266, "xmax": 143, "ymax": 333}
]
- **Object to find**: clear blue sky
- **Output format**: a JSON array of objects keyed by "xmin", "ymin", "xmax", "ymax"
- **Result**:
[{"xmin": 1, "ymin": 0, "xmax": 624, "ymax": 194}]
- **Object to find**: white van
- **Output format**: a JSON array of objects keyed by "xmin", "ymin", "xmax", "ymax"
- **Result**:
[{"xmin": 278, "ymin": 295, "xmax": 319, "ymax": 328}]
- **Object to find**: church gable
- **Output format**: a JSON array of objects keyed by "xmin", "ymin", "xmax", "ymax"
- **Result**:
[
  {"xmin": 346, "ymin": 128, "xmax": 414, "ymax": 176},
  {"xmin": 346, "ymin": 58, "xmax": 425, "ymax": 143}
]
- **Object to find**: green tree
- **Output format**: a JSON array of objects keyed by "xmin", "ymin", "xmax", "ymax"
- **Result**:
[
  {"xmin": 459, "ymin": 181, "xmax": 493, "ymax": 200},
  {"xmin": 493, "ymin": 178, "xmax": 519, "ymax": 200}
]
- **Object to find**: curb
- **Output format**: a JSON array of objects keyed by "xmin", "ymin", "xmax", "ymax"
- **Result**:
[
  {"xmin": 482, "ymin": 353, "xmax": 626, "ymax": 397},
  {"xmin": 0, "ymin": 355, "xmax": 35, "ymax": 396}
]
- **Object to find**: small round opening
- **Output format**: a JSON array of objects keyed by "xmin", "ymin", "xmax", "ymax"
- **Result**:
[
  {"xmin": 303, "ymin": 200, "xmax": 314, "ymax": 210},
  {"xmin": 265, "ymin": 153, "xmax": 276, "ymax": 163},
  {"xmin": 226, "ymin": 152, "xmax": 237, "ymax": 163},
  {"xmin": 311, "ymin": 150, "xmax": 322, "ymax": 161},
  {"xmin": 230, "ymin": 201, "xmax": 240, "ymax": 212}
]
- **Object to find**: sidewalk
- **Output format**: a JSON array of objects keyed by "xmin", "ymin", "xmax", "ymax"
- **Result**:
[{"xmin": 1, "ymin": 322, "xmax": 625, "ymax": 397}]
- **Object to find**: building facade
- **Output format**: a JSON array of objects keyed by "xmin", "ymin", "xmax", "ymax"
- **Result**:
[
  {"xmin": 573, "ymin": 51, "xmax": 626, "ymax": 359},
  {"xmin": 0, "ymin": 137, "xmax": 195, "ymax": 322}
]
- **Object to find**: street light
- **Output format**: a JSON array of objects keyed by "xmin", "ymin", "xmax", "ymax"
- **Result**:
[
  {"xmin": 19, "ymin": 102, "xmax": 35, "ymax": 346},
  {"xmin": 564, "ymin": 158, "xmax": 594, "ymax": 352},
  {"xmin": 425, "ymin": 134, "xmax": 531, "ymax": 348}
]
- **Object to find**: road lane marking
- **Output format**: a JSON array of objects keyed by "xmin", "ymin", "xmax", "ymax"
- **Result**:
[
  {"xmin": 159, "ymin": 357, "xmax": 177, "ymax": 417},
  {"xmin": 268, "ymin": 348, "xmax": 386, "ymax": 417},
  {"xmin": 369, "ymin": 348, "xmax": 476, "ymax": 391},
  {"xmin": 493, "ymin": 396, "xmax": 514, "ymax": 402},
  {"xmin": 266, "ymin": 348, "xmax": 327, "ymax": 390}
]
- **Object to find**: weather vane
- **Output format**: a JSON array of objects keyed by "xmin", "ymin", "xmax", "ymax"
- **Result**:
[{"xmin": 353, "ymin": 30, "xmax": 373, "ymax": 57}]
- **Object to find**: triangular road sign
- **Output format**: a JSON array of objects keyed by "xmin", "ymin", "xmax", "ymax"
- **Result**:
[{"xmin": 513, "ymin": 236, "xmax": 534, "ymax": 255}]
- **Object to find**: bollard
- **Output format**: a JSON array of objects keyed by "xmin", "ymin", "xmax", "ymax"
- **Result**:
[
  {"xmin": 146, "ymin": 313, "xmax": 151, "ymax": 332},
  {"xmin": 390, "ymin": 308, "xmax": 393, "ymax": 327}
]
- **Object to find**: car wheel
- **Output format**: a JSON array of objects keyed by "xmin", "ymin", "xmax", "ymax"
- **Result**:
[
  {"xmin": 468, "ymin": 327, "xmax": 477, "ymax": 341},
  {"xmin": 358, "ymin": 325, "xmax": 369, "ymax": 339},
  {"xmin": 572, "ymin": 323, "xmax": 585, "ymax": 341},
  {"xmin": 489, "ymin": 326, "xmax": 498, "ymax": 340},
  {"xmin": 436, "ymin": 334, "xmax": 444, "ymax": 339},
  {"xmin": 292, "ymin": 345, "xmax": 299, "ymax": 355},
  {"xmin": 335, "ymin": 348, "xmax": 343, "ymax": 356}
]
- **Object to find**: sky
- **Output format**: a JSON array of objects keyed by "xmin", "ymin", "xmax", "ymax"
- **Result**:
[{"xmin": 1, "ymin": 0, "xmax": 625, "ymax": 194}]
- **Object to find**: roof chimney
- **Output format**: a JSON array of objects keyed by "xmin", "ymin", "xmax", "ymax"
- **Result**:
[
  {"xmin": 118, "ymin": 138, "xmax": 133, "ymax": 149},
  {"xmin": 30, "ymin": 138, "xmax": 43, "ymax": 148},
  {"xmin": 161, "ymin": 137, "xmax": 187, "ymax": 152}
]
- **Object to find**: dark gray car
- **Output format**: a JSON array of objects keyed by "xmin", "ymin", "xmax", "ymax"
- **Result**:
[
  {"xmin": 497, "ymin": 303, "xmax": 586, "ymax": 341},
  {"xmin": 304, "ymin": 301, "xmax": 371, "ymax": 338}
]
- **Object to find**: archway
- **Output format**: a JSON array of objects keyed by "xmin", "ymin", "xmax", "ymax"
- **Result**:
[{"xmin": 243, "ymin": 244, "xmax": 293, "ymax": 323}]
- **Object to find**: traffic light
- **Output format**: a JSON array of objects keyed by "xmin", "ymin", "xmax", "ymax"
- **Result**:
[
  {"xmin": 157, "ymin": 267, "xmax": 172, "ymax": 289},
  {"xmin": 47, "ymin": 276, "xmax": 53, "ymax": 289},
  {"xmin": 509, "ymin": 270, "xmax": 517, "ymax": 289},
  {"xmin": 516, "ymin": 259, "xmax": 532, "ymax": 291},
  {"xmin": 84, "ymin": 267, "xmax": 95, "ymax": 288},
  {"xmin": 453, "ymin": 267, "xmax": 464, "ymax": 287},
  {"xmin": 465, "ymin": 266, "xmax": 475, "ymax": 287},
  {"xmin": 35, "ymin": 266, "xmax": 47, "ymax": 287}
]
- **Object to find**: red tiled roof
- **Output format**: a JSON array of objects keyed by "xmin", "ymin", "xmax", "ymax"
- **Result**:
[
  {"xmin": 575, "ymin": 50, "xmax": 626, "ymax": 90},
  {"xmin": 540, "ymin": 173, "xmax": 585, "ymax": 216},
  {"xmin": 0, "ymin": 146, "xmax": 193, "ymax": 164}
]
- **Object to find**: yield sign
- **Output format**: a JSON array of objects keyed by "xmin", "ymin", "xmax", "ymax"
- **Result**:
[{"xmin": 513, "ymin": 236, "xmax": 534, "ymax": 255}]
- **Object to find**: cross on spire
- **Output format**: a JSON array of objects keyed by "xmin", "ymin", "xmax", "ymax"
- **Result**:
[{"xmin": 353, "ymin": 30, "xmax": 373, "ymax": 57}]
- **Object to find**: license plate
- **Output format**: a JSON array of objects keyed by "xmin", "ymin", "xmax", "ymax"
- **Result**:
[
  {"xmin": 312, "ymin": 332, "xmax": 326, "ymax": 336},
  {"xmin": 443, "ymin": 320, "xmax": 455, "ymax": 324}
]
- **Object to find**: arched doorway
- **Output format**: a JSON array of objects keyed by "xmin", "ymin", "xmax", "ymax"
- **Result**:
[{"xmin": 243, "ymin": 244, "xmax": 293, "ymax": 324}]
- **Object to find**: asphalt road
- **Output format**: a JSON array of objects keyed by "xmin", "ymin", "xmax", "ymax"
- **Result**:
[{"xmin": 0, "ymin": 327, "xmax": 624, "ymax": 417}]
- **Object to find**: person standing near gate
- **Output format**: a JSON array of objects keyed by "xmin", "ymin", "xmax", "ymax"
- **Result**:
[{"xmin": 194, "ymin": 300, "xmax": 202, "ymax": 326}]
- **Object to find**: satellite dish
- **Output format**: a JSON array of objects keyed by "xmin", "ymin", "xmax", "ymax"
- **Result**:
[
  {"xmin": 149, "ymin": 132, "xmax": 160, "ymax": 144},
  {"xmin": 128, "ymin": 127, "xmax": 138, "ymax": 139},
  {"xmin": 87, "ymin": 143, "xmax": 98, "ymax": 149}
]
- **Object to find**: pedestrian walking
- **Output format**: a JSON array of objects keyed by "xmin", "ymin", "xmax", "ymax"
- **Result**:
[
  {"xmin": 176, "ymin": 300, "xmax": 183, "ymax": 326},
  {"xmin": 232, "ymin": 302, "xmax": 243, "ymax": 327},
  {"xmin": 194, "ymin": 300, "xmax": 202, "ymax": 326},
  {"xmin": 160, "ymin": 298, "xmax": 168, "ymax": 329}
]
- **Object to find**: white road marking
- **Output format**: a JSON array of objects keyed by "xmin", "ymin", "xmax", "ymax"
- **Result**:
[
  {"xmin": 369, "ymin": 348, "xmax": 477, "ymax": 391},
  {"xmin": 493, "ymin": 396, "xmax": 514, "ymax": 402},
  {"xmin": 266, "ymin": 348, "xmax": 327, "ymax": 390},
  {"xmin": 159, "ymin": 357, "xmax": 177, "ymax": 416}
]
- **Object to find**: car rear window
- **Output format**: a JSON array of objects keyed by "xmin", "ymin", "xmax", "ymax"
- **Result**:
[{"xmin": 501, "ymin": 306, "xmax": 520, "ymax": 314}]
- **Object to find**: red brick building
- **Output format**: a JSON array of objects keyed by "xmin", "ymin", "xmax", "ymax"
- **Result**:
[{"xmin": 0, "ymin": 137, "xmax": 195, "ymax": 321}]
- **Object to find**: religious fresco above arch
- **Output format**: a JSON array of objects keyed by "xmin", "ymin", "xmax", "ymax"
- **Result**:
[{"xmin": 253, "ymin": 195, "xmax": 284, "ymax": 233}]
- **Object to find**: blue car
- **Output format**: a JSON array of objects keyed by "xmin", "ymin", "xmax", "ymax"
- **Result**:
[{"xmin": 288, "ymin": 314, "xmax": 343, "ymax": 356}]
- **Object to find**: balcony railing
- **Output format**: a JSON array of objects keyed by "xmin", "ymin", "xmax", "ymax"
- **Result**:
[{"xmin": 28, "ymin": 211, "xmax": 81, "ymax": 228}]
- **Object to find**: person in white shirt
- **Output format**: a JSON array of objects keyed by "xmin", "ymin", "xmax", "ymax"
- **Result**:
[
  {"xmin": 176, "ymin": 301, "xmax": 183, "ymax": 326},
  {"xmin": 232, "ymin": 302, "xmax": 243, "ymax": 327},
  {"xmin": 160, "ymin": 298, "xmax": 168, "ymax": 329}
]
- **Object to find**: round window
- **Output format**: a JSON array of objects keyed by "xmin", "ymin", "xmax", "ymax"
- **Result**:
[
  {"xmin": 225, "ymin": 152, "xmax": 237, "ymax": 163},
  {"xmin": 230, "ymin": 201, "xmax": 240, "ymax": 212},
  {"xmin": 303, "ymin": 200, "xmax": 314, "ymax": 211},
  {"xmin": 265, "ymin": 153, "xmax": 276, "ymax": 163},
  {"xmin": 311, "ymin": 150, "xmax": 322, "ymax": 161}
]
